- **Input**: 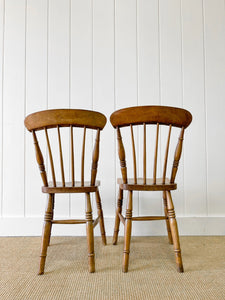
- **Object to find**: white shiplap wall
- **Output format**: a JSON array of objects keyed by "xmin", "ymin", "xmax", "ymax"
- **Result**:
[{"xmin": 0, "ymin": 0, "xmax": 225, "ymax": 236}]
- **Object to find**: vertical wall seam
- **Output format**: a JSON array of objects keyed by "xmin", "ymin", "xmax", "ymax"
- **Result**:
[
  {"xmin": 46, "ymin": 0, "xmax": 49, "ymax": 109},
  {"xmin": 158, "ymin": 0, "xmax": 161, "ymax": 105},
  {"xmin": 114, "ymin": 0, "xmax": 117, "ymax": 210},
  {"xmin": 69, "ymin": 0, "xmax": 72, "ymax": 217},
  {"xmin": 1, "ymin": 0, "xmax": 5, "ymax": 217},
  {"xmin": 180, "ymin": 0, "xmax": 185, "ymax": 216},
  {"xmin": 136, "ymin": 0, "xmax": 139, "ymax": 216},
  {"xmin": 24, "ymin": 0, "xmax": 27, "ymax": 218},
  {"xmin": 202, "ymin": 0, "xmax": 208, "ymax": 216}
]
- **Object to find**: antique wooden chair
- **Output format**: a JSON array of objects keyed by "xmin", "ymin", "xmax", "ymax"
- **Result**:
[
  {"xmin": 24, "ymin": 109, "xmax": 107, "ymax": 274},
  {"xmin": 110, "ymin": 106, "xmax": 192, "ymax": 272}
]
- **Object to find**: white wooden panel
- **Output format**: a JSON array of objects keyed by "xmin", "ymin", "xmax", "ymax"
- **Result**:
[
  {"xmin": 2, "ymin": 0, "xmax": 26, "ymax": 216},
  {"xmin": 115, "ymin": 0, "xmax": 138, "ymax": 216},
  {"xmin": 138, "ymin": 0, "xmax": 160, "ymax": 104},
  {"xmin": 204, "ymin": 0, "xmax": 225, "ymax": 215},
  {"xmin": 0, "ymin": 0, "xmax": 4, "ymax": 216},
  {"xmin": 25, "ymin": 0, "xmax": 48, "ymax": 217},
  {"xmin": 182, "ymin": 0, "xmax": 207, "ymax": 216},
  {"xmin": 159, "ymin": 0, "xmax": 184, "ymax": 216},
  {"xmin": 48, "ymin": 0, "xmax": 70, "ymax": 217},
  {"xmin": 70, "ymin": 0, "xmax": 93, "ymax": 217},
  {"xmin": 138, "ymin": 0, "xmax": 162, "ymax": 217},
  {"xmin": 70, "ymin": 0, "xmax": 92, "ymax": 109},
  {"xmin": 93, "ymin": 0, "xmax": 115, "ymax": 218}
]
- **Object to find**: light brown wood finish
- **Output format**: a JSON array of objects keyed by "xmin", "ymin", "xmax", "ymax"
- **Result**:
[
  {"xmin": 162, "ymin": 125, "xmax": 172, "ymax": 184},
  {"xmin": 117, "ymin": 127, "xmax": 127, "ymax": 184},
  {"xmin": 70, "ymin": 125, "xmax": 75, "ymax": 186},
  {"xmin": 112, "ymin": 188, "xmax": 124, "ymax": 245},
  {"xmin": 110, "ymin": 105, "xmax": 192, "ymax": 273},
  {"xmin": 130, "ymin": 125, "xmax": 137, "ymax": 184},
  {"xmin": 45, "ymin": 128, "xmax": 56, "ymax": 187},
  {"xmin": 143, "ymin": 123, "xmax": 146, "ymax": 184},
  {"xmin": 24, "ymin": 109, "xmax": 107, "ymax": 274}
]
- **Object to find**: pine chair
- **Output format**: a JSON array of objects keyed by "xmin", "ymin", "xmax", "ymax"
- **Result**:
[
  {"xmin": 24, "ymin": 109, "xmax": 107, "ymax": 274},
  {"xmin": 110, "ymin": 106, "xmax": 192, "ymax": 273}
]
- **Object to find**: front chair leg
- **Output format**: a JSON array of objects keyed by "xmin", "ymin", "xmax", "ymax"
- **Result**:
[
  {"xmin": 123, "ymin": 190, "xmax": 133, "ymax": 273},
  {"xmin": 39, "ymin": 193, "xmax": 54, "ymax": 275},
  {"xmin": 163, "ymin": 191, "xmax": 173, "ymax": 244},
  {"xmin": 95, "ymin": 189, "xmax": 107, "ymax": 245},
  {"xmin": 166, "ymin": 191, "xmax": 184, "ymax": 272},
  {"xmin": 85, "ymin": 193, "xmax": 95, "ymax": 273},
  {"xmin": 47, "ymin": 194, "xmax": 55, "ymax": 247},
  {"xmin": 113, "ymin": 188, "xmax": 123, "ymax": 245}
]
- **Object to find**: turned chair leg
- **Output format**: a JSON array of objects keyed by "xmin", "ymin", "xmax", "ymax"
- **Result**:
[
  {"xmin": 166, "ymin": 191, "xmax": 184, "ymax": 272},
  {"xmin": 123, "ymin": 190, "xmax": 133, "ymax": 273},
  {"xmin": 47, "ymin": 194, "xmax": 55, "ymax": 247},
  {"xmin": 95, "ymin": 189, "xmax": 107, "ymax": 245},
  {"xmin": 85, "ymin": 192, "xmax": 95, "ymax": 273},
  {"xmin": 163, "ymin": 191, "xmax": 173, "ymax": 245},
  {"xmin": 38, "ymin": 193, "xmax": 54, "ymax": 275},
  {"xmin": 113, "ymin": 188, "xmax": 123, "ymax": 245}
]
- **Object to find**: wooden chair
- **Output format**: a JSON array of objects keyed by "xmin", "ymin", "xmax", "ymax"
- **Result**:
[
  {"xmin": 24, "ymin": 109, "xmax": 107, "ymax": 274},
  {"xmin": 110, "ymin": 106, "xmax": 192, "ymax": 272}
]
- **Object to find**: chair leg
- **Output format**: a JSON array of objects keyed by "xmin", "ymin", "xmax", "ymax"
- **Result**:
[
  {"xmin": 166, "ymin": 191, "xmax": 184, "ymax": 272},
  {"xmin": 38, "ymin": 193, "xmax": 54, "ymax": 275},
  {"xmin": 47, "ymin": 194, "xmax": 55, "ymax": 247},
  {"xmin": 85, "ymin": 192, "xmax": 95, "ymax": 273},
  {"xmin": 95, "ymin": 189, "xmax": 107, "ymax": 245},
  {"xmin": 123, "ymin": 190, "xmax": 133, "ymax": 273},
  {"xmin": 113, "ymin": 188, "xmax": 123, "ymax": 245},
  {"xmin": 163, "ymin": 191, "xmax": 173, "ymax": 245}
]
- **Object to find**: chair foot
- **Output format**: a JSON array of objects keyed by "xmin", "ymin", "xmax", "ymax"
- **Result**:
[
  {"xmin": 122, "ymin": 191, "xmax": 132, "ymax": 273},
  {"xmin": 86, "ymin": 193, "xmax": 95, "ymax": 273},
  {"xmin": 38, "ymin": 194, "xmax": 53, "ymax": 275},
  {"xmin": 95, "ymin": 190, "xmax": 107, "ymax": 246},
  {"xmin": 166, "ymin": 191, "xmax": 184, "ymax": 273},
  {"xmin": 113, "ymin": 230, "xmax": 119, "ymax": 245},
  {"xmin": 113, "ymin": 188, "xmax": 123, "ymax": 245}
]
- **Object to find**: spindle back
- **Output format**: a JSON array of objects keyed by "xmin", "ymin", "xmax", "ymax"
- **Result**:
[
  {"xmin": 110, "ymin": 106, "xmax": 192, "ymax": 185},
  {"xmin": 25, "ymin": 109, "xmax": 107, "ymax": 187}
]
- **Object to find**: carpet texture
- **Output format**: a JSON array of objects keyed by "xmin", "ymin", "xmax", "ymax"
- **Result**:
[{"xmin": 0, "ymin": 236, "xmax": 225, "ymax": 299}]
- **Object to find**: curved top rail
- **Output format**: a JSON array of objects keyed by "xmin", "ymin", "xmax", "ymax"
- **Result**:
[
  {"xmin": 25, "ymin": 109, "xmax": 107, "ymax": 131},
  {"xmin": 110, "ymin": 106, "xmax": 192, "ymax": 129}
]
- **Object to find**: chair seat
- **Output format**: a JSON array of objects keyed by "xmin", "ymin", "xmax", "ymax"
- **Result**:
[
  {"xmin": 117, "ymin": 178, "xmax": 177, "ymax": 191},
  {"xmin": 42, "ymin": 180, "xmax": 100, "ymax": 193}
]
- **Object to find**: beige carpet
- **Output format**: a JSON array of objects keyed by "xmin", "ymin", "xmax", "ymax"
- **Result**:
[{"xmin": 0, "ymin": 236, "xmax": 225, "ymax": 299}]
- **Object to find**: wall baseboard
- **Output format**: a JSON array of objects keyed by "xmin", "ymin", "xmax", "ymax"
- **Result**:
[{"xmin": 0, "ymin": 216, "xmax": 225, "ymax": 236}]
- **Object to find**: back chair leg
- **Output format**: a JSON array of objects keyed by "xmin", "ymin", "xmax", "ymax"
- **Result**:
[
  {"xmin": 163, "ymin": 191, "xmax": 173, "ymax": 245},
  {"xmin": 95, "ymin": 189, "xmax": 107, "ymax": 245},
  {"xmin": 38, "ymin": 193, "xmax": 54, "ymax": 275},
  {"xmin": 113, "ymin": 188, "xmax": 123, "ymax": 245},
  {"xmin": 166, "ymin": 191, "xmax": 184, "ymax": 272},
  {"xmin": 123, "ymin": 190, "xmax": 133, "ymax": 273},
  {"xmin": 85, "ymin": 193, "xmax": 95, "ymax": 273}
]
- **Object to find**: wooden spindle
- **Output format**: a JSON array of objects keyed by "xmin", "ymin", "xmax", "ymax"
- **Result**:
[
  {"xmin": 130, "ymin": 125, "xmax": 137, "ymax": 184},
  {"xmin": 162, "ymin": 125, "xmax": 172, "ymax": 184},
  {"xmin": 70, "ymin": 125, "xmax": 75, "ymax": 186},
  {"xmin": 143, "ymin": 123, "xmax": 146, "ymax": 184},
  {"xmin": 91, "ymin": 129, "xmax": 100, "ymax": 186},
  {"xmin": 32, "ymin": 130, "xmax": 48, "ymax": 187},
  {"xmin": 45, "ymin": 128, "xmax": 56, "ymax": 187},
  {"xmin": 81, "ymin": 126, "xmax": 86, "ymax": 186},
  {"xmin": 117, "ymin": 127, "xmax": 127, "ymax": 184},
  {"xmin": 153, "ymin": 123, "xmax": 159, "ymax": 184},
  {"xmin": 57, "ymin": 125, "xmax": 65, "ymax": 187},
  {"xmin": 170, "ymin": 127, "xmax": 184, "ymax": 183}
]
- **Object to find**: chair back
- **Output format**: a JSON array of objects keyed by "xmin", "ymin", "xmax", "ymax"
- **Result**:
[
  {"xmin": 25, "ymin": 109, "xmax": 107, "ymax": 187},
  {"xmin": 110, "ymin": 106, "xmax": 192, "ymax": 184}
]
